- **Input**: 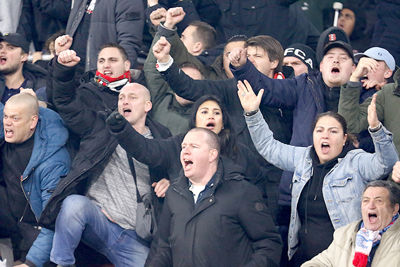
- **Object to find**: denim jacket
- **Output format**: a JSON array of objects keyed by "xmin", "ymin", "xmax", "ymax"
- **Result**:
[{"xmin": 245, "ymin": 111, "xmax": 398, "ymax": 259}]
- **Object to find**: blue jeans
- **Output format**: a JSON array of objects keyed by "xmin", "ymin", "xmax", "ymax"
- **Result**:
[{"xmin": 50, "ymin": 195, "xmax": 149, "ymax": 267}]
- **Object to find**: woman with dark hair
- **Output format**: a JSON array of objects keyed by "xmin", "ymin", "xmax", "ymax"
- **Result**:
[
  {"xmin": 106, "ymin": 94, "xmax": 266, "ymax": 189},
  {"xmin": 237, "ymin": 80, "xmax": 399, "ymax": 266}
]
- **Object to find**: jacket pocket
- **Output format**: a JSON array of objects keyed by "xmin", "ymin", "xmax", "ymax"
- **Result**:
[{"xmin": 330, "ymin": 176, "xmax": 357, "ymax": 203}]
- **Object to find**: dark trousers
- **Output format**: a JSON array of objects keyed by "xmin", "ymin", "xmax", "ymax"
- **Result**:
[{"xmin": 0, "ymin": 186, "xmax": 40, "ymax": 262}]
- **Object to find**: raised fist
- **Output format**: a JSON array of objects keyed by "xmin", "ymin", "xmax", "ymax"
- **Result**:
[
  {"xmin": 152, "ymin": 36, "xmax": 171, "ymax": 63},
  {"xmin": 57, "ymin": 49, "xmax": 81, "ymax": 67},
  {"xmin": 55, "ymin": 35, "xmax": 73, "ymax": 55},
  {"xmin": 150, "ymin": 8, "xmax": 167, "ymax": 27},
  {"xmin": 164, "ymin": 7, "xmax": 186, "ymax": 29}
]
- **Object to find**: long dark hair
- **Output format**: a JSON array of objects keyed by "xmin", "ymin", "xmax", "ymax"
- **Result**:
[{"xmin": 188, "ymin": 95, "xmax": 238, "ymax": 158}]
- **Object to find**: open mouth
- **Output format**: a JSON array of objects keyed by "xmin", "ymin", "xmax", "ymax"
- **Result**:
[
  {"xmin": 183, "ymin": 159, "xmax": 193, "ymax": 169},
  {"xmin": 321, "ymin": 142, "xmax": 330, "ymax": 154},
  {"xmin": 368, "ymin": 212, "xmax": 378, "ymax": 224},
  {"xmin": 0, "ymin": 57, "xmax": 7, "ymax": 64},
  {"xmin": 4, "ymin": 129, "xmax": 13, "ymax": 138},
  {"xmin": 331, "ymin": 67, "xmax": 340, "ymax": 74},
  {"xmin": 103, "ymin": 70, "xmax": 112, "ymax": 76},
  {"xmin": 122, "ymin": 108, "xmax": 131, "ymax": 116},
  {"xmin": 206, "ymin": 121, "xmax": 215, "ymax": 130}
]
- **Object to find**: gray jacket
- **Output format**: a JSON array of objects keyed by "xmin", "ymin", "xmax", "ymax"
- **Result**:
[
  {"xmin": 66, "ymin": 0, "xmax": 144, "ymax": 70},
  {"xmin": 245, "ymin": 111, "xmax": 398, "ymax": 259}
]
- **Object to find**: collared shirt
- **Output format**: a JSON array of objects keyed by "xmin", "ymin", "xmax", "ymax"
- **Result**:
[
  {"xmin": 189, "ymin": 176, "xmax": 216, "ymax": 204},
  {"xmin": 2, "ymin": 80, "xmax": 27, "ymax": 104}
]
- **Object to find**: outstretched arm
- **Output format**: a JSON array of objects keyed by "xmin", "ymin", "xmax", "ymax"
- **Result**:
[
  {"xmin": 153, "ymin": 37, "xmax": 235, "ymax": 102},
  {"xmin": 106, "ymin": 111, "xmax": 180, "ymax": 171},
  {"xmin": 230, "ymin": 48, "xmax": 300, "ymax": 109}
]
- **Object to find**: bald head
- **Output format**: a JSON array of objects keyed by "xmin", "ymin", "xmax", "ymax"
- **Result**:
[
  {"xmin": 6, "ymin": 93, "xmax": 39, "ymax": 116},
  {"xmin": 3, "ymin": 93, "xmax": 39, "ymax": 143},
  {"xmin": 118, "ymin": 83, "xmax": 152, "ymax": 132},
  {"xmin": 120, "ymin": 83, "xmax": 151, "ymax": 101}
]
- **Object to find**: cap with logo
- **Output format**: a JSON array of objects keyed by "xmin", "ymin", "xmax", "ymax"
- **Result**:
[
  {"xmin": 354, "ymin": 47, "xmax": 395, "ymax": 71},
  {"xmin": 316, "ymin": 27, "xmax": 353, "ymax": 63},
  {"xmin": 0, "ymin": 32, "xmax": 30, "ymax": 54},
  {"xmin": 284, "ymin": 43, "xmax": 316, "ymax": 71}
]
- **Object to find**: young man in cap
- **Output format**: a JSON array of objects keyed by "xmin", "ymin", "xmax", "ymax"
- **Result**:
[
  {"xmin": 0, "ymin": 33, "xmax": 47, "ymax": 104},
  {"xmin": 338, "ymin": 47, "xmax": 400, "ymax": 155},
  {"xmin": 283, "ymin": 43, "xmax": 317, "ymax": 76}
]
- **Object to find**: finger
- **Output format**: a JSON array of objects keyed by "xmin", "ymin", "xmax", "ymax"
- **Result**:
[
  {"xmin": 152, "ymin": 182, "xmax": 157, "ymax": 187},
  {"xmin": 243, "ymin": 80, "xmax": 253, "ymax": 94},
  {"xmin": 237, "ymin": 80, "xmax": 245, "ymax": 95}
]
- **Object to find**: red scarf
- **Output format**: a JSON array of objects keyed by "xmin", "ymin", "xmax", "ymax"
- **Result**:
[{"xmin": 94, "ymin": 70, "xmax": 131, "ymax": 87}]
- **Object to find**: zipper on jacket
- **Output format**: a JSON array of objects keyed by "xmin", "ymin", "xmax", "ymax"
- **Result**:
[{"xmin": 19, "ymin": 171, "xmax": 39, "ymax": 223}]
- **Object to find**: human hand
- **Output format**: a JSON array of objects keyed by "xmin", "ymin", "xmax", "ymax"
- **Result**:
[
  {"xmin": 164, "ymin": 7, "xmax": 186, "ymax": 29},
  {"xmin": 361, "ymin": 79, "xmax": 386, "ymax": 90},
  {"xmin": 32, "ymin": 51, "xmax": 43, "ymax": 63},
  {"xmin": 392, "ymin": 161, "xmax": 400, "ymax": 183},
  {"xmin": 57, "ymin": 49, "xmax": 80, "ymax": 67},
  {"xmin": 147, "ymin": 0, "xmax": 159, "ymax": 7},
  {"xmin": 106, "ymin": 110, "xmax": 126, "ymax": 132},
  {"xmin": 228, "ymin": 47, "xmax": 247, "ymax": 68},
  {"xmin": 150, "ymin": 7, "xmax": 167, "ymax": 27},
  {"xmin": 54, "ymin": 35, "xmax": 73, "ymax": 55},
  {"xmin": 152, "ymin": 178, "xmax": 170, "ymax": 197},
  {"xmin": 367, "ymin": 94, "xmax": 380, "ymax": 129},
  {"xmin": 152, "ymin": 36, "xmax": 171, "ymax": 63},
  {"xmin": 19, "ymin": 88, "xmax": 37, "ymax": 98},
  {"xmin": 237, "ymin": 80, "xmax": 264, "ymax": 113},
  {"xmin": 350, "ymin": 57, "xmax": 380, "ymax": 82}
]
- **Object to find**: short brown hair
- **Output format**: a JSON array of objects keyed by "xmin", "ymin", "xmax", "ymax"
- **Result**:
[
  {"xmin": 246, "ymin": 35, "xmax": 284, "ymax": 72},
  {"xmin": 189, "ymin": 21, "xmax": 217, "ymax": 50}
]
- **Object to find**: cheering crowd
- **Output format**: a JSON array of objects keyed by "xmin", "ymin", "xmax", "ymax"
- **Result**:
[{"xmin": 0, "ymin": 0, "xmax": 400, "ymax": 266}]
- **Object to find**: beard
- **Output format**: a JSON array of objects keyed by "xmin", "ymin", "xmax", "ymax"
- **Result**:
[{"xmin": 0, "ymin": 62, "xmax": 21, "ymax": 76}]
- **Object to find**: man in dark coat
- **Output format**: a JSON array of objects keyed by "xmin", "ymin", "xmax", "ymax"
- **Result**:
[
  {"xmin": 147, "ymin": 128, "xmax": 282, "ymax": 267},
  {"xmin": 38, "ymin": 41, "xmax": 171, "ymax": 266}
]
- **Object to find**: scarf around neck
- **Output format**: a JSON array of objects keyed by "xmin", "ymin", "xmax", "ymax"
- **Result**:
[
  {"xmin": 94, "ymin": 70, "xmax": 131, "ymax": 92},
  {"xmin": 353, "ymin": 213, "xmax": 399, "ymax": 267}
]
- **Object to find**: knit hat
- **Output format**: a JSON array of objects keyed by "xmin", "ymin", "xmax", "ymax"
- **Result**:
[
  {"xmin": 0, "ymin": 32, "xmax": 30, "ymax": 54},
  {"xmin": 284, "ymin": 43, "xmax": 317, "ymax": 71},
  {"xmin": 316, "ymin": 27, "xmax": 352, "ymax": 63}
]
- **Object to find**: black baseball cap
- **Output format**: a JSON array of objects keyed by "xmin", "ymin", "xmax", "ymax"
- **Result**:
[
  {"xmin": 0, "ymin": 32, "xmax": 30, "ymax": 53},
  {"xmin": 323, "ymin": 41, "xmax": 354, "ymax": 61}
]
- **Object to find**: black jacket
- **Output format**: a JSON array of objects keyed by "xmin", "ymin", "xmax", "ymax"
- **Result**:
[
  {"xmin": 39, "ymin": 60, "xmax": 171, "ymax": 229},
  {"xmin": 147, "ymin": 158, "xmax": 282, "ymax": 267}
]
